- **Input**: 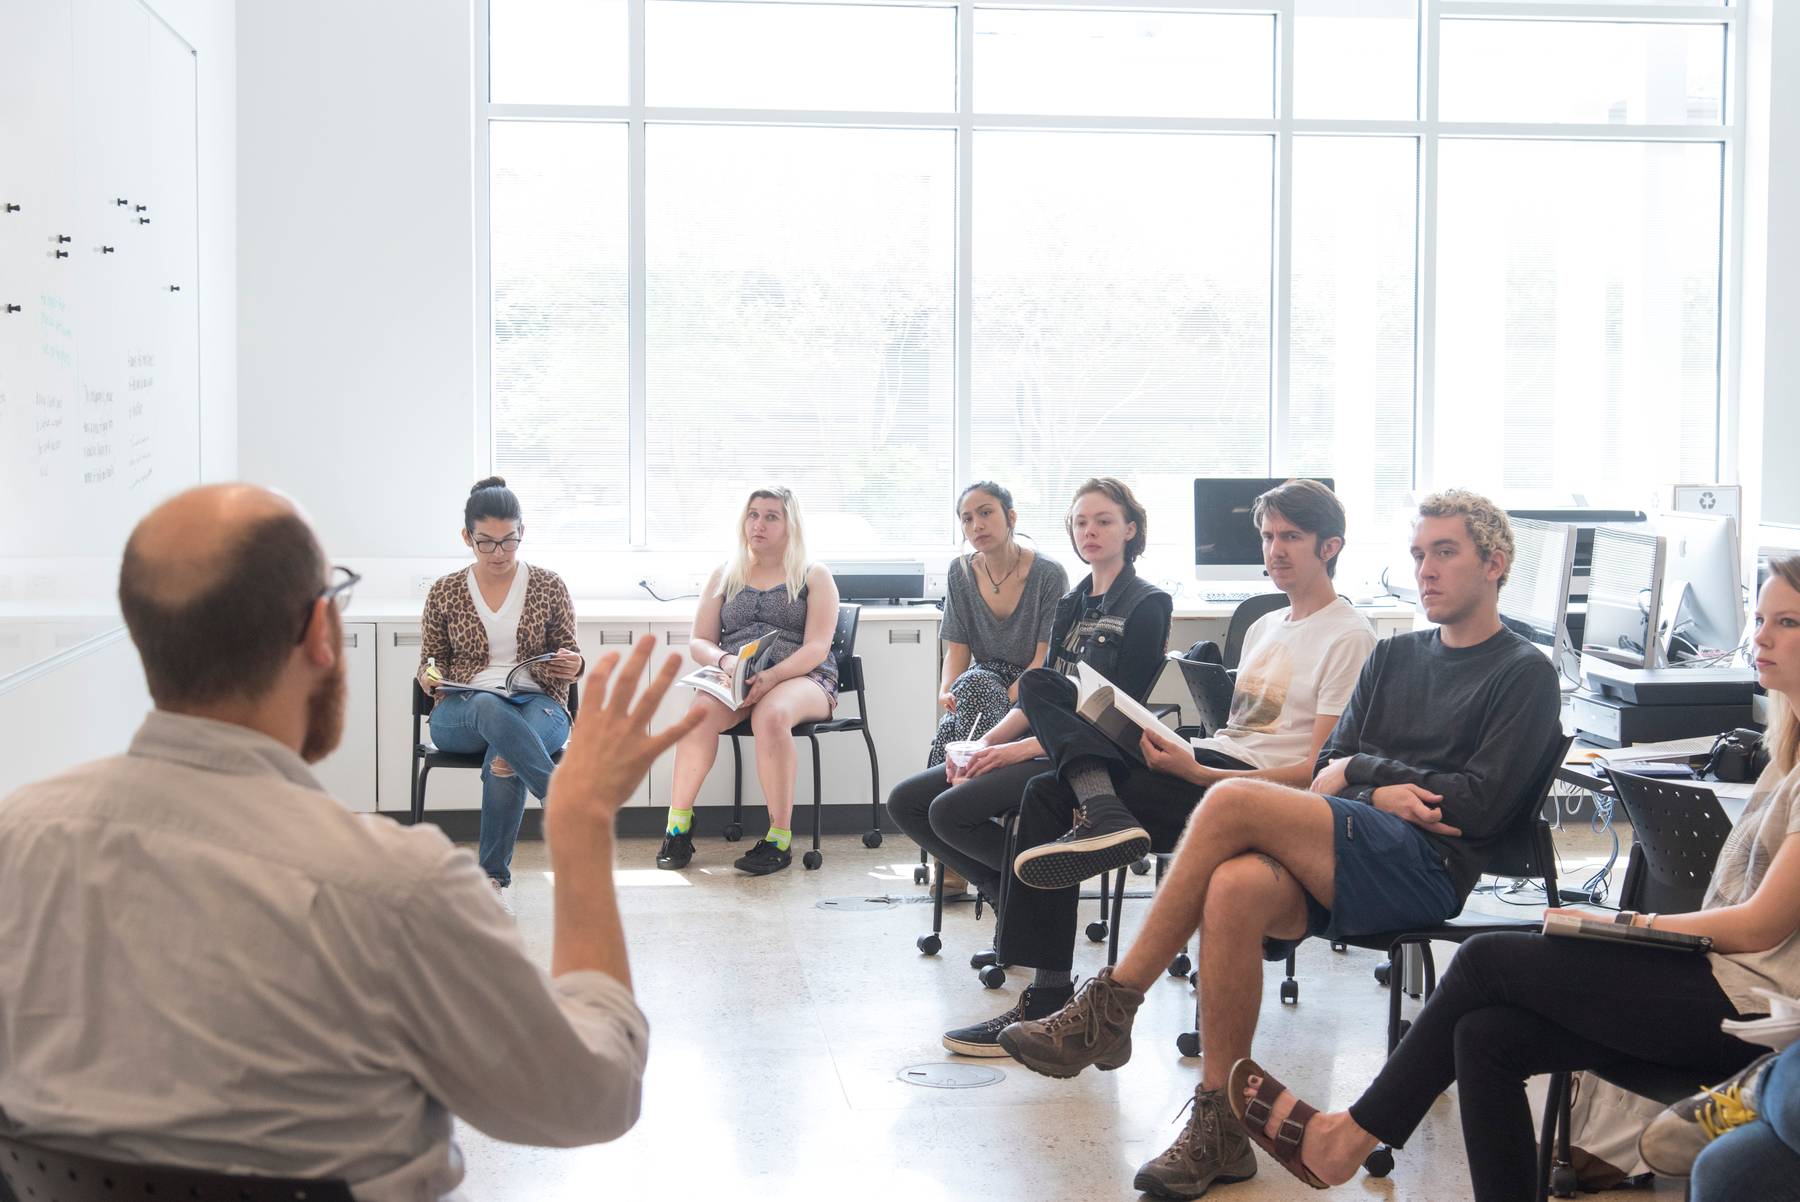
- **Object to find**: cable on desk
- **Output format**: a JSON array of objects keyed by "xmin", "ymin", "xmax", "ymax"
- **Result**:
[{"xmin": 638, "ymin": 579, "xmax": 699, "ymax": 602}]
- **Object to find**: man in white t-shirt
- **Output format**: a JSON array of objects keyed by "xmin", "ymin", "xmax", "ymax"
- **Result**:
[{"xmin": 941, "ymin": 479, "xmax": 1377, "ymax": 1058}]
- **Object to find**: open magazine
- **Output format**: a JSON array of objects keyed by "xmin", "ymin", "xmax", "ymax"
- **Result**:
[
  {"xmin": 679, "ymin": 633, "xmax": 785, "ymax": 710},
  {"xmin": 1722, "ymin": 988, "xmax": 1800, "ymax": 1051},
  {"xmin": 434, "ymin": 651, "xmax": 563, "ymax": 704},
  {"xmin": 1074, "ymin": 661, "xmax": 1191, "ymax": 761}
]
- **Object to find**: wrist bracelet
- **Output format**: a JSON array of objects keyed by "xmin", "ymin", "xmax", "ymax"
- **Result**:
[{"xmin": 1644, "ymin": 913, "xmax": 1657, "ymax": 929}]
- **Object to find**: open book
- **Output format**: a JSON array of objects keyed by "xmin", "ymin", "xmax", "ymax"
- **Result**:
[
  {"xmin": 1074, "ymin": 661, "xmax": 1191, "ymax": 761},
  {"xmin": 679, "ymin": 632, "xmax": 785, "ymax": 710},
  {"xmin": 434, "ymin": 651, "xmax": 561, "ymax": 703}
]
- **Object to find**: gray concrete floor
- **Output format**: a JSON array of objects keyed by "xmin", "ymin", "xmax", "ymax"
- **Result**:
[{"xmin": 453, "ymin": 808, "xmax": 1679, "ymax": 1201}]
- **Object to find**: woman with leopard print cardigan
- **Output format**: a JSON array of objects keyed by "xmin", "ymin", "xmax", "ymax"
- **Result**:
[{"xmin": 415, "ymin": 478, "xmax": 583, "ymax": 903}]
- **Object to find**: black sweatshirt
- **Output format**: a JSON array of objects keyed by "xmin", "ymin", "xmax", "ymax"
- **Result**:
[{"xmin": 1314, "ymin": 625, "xmax": 1562, "ymax": 901}]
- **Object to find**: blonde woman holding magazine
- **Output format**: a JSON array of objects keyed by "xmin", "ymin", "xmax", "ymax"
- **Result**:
[{"xmin": 655, "ymin": 487, "xmax": 840, "ymax": 877}]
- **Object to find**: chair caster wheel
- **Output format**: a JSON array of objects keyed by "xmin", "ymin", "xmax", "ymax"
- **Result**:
[
  {"xmin": 1176, "ymin": 1032, "xmax": 1201, "ymax": 1058},
  {"xmin": 971, "ymin": 949, "xmax": 998, "ymax": 970},
  {"xmin": 1331, "ymin": 941, "xmax": 1347, "ymax": 953},
  {"xmin": 916, "ymin": 934, "xmax": 941, "ymax": 956},
  {"xmin": 863, "ymin": 830, "xmax": 883, "ymax": 849},
  {"xmin": 1130, "ymin": 857, "xmax": 1151, "ymax": 876},
  {"xmin": 913, "ymin": 865, "xmax": 929, "ymax": 885},
  {"xmin": 1549, "ymin": 1165, "xmax": 1580, "ymax": 1197},
  {"xmin": 802, "ymin": 850, "xmax": 822, "ymax": 870},
  {"xmin": 978, "ymin": 964, "xmax": 1006, "ymax": 989},
  {"xmin": 1374, "ymin": 960, "xmax": 1392, "ymax": 987},
  {"xmin": 723, "ymin": 823, "xmax": 743, "ymax": 843},
  {"xmin": 1086, "ymin": 921, "xmax": 1109, "ymax": 943},
  {"xmin": 1363, "ymin": 1146, "xmax": 1395, "ymax": 1178},
  {"xmin": 1167, "ymin": 953, "xmax": 1192, "ymax": 978},
  {"xmin": 1279, "ymin": 979, "xmax": 1298, "ymax": 1005}
]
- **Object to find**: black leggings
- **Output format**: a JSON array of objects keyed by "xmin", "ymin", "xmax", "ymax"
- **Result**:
[{"xmin": 1350, "ymin": 931, "xmax": 1761, "ymax": 1202}]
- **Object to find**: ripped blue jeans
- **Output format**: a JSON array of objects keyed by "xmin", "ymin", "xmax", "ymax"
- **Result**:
[{"xmin": 428, "ymin": 691, "xmax": 570, "ymax": 886}]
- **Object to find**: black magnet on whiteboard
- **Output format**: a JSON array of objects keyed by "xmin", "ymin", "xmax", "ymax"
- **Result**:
[
  {"xmin": 115, "ymin": 198, "xmax": 128, "ymax": 206},
  {"xmin": 136, "ymin": 204, "xmax": 147, "ymax": 212},
  {"xmin": 138, "ymin": 217, "xmax": 150, "ymax": 225},
  {"xmin": 54, "ymin": 250, "xmax": 68, "ymax": 258},
  {"xmin": 4, "ymin": 304, "xmax": 20, "ymax": 313},
  {"xmin": 168, "ymin": 285, "xmax": 181, "ymax": 292},
  {"xmin": 56, "ymin": 234, "xmax": 71, "ymax": 243},
  {"xmin": 4, "ymin": 203, "xmax": 18, "ymax": 212},
  {"xmin": 100, "ymin": 245, "xmax": 115, "ymax": 254}
]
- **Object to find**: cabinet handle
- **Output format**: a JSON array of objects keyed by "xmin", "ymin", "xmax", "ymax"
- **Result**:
[
  {"xmin": 394, "ymin": 632, "xmax": 423, "ymax": 647},
  {"xmin": 599, "ymin": 629, "xmax": 634, "ymax": 645},
  {"xmin": 665, "ymin": 628, "xmax": 692, "ymax": 645},
  {"xmin": 888, "ymin": 628, "xmax": 922, "ymax": 644},
  {"xmin": 342, "ymin": 632, "xmax": 358, "ymax": 649}
]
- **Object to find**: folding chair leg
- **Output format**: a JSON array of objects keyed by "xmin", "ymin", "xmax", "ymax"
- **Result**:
[
  {"xmin": 803, "ymin": 734, "xmax": 823, "ymax": 869},
  {"xmin": 1107, "ymin": 865, "xmax": 1127, "ymax": 966},
  {"xmin": 725, "ymin": 735, "xmax": 745, "ymax": 842},
  {"xmin": 916, "ymin": 860, "xmax": 946, "ymax": 956},
  {"xmin": 413, "ymin": 765, "xmax": 431, "ymax": 826},
  {"xmin": 862, "ymin": 724, "xmax": 882, "ymax": 843}
]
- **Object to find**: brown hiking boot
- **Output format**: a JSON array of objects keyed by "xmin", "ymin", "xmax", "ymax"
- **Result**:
[
  {"xmin": 996, "ymin": 965, "xmax": 1145, "ymax": 1077},
  {"xmin": 1134, "ymin": 1084, "xmax": 1259, "ymax": 1198}
]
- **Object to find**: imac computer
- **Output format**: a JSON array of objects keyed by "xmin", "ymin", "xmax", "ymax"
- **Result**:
[
  {"xmin": 1499, "ymin": 519, "xmax": 1577, "ymax": 683},
  {"xmin": 1580, "ymin": 527, "xmax": 1668, "ymax": 672},
  {"xmin": 1193, "ymin": 477, "xmax": 1334, "ymax": 594},
  {"xmin": 1655, "ymin": 511, "xmax": 1745, "ymax": 659}
]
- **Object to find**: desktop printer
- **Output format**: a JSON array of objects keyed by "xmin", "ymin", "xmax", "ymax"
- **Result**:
[{"xmin": 1572, "ymin": 658, "xmax": 1759, "ymax": 748}]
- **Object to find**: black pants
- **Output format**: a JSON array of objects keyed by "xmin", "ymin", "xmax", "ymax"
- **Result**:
[
  {"xmin": 995, "ymin": 669, "xmax": 1248, "ymax": 972},
  {"xmin": 1349, "ymin": 931, "xmax": 1760, "ymax": 1202},
  {"xmin": 886, "ymin": 758, "xmax": 1045, "ymax": 899}
]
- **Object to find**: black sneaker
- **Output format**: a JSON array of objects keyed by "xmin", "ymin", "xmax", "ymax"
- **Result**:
[
  {"xmin": 734, "ymin": 838, "xmax": 792, "ymax": 876},
  {"xmin": 1013, "ymin": 795, "xmax": 1151, "ymax": 890},
  {"xmin": 942, "ymin": 982, "xmax": 1074, "ymax": 1058},
  {"xmin": 656, "ymin": 828, "xmax": 695, "ymax": 870}
]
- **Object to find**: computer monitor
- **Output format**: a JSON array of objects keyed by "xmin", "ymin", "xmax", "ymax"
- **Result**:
[
  {"xmin": 1503, "ymin": 507, "xmax": 1648, "ymax": 601},
  {"xmin": 1499, "ymin": 519, "xmax": 1577, "ymax": 675},
  {"xmin": 1655, "ymin": 512, "xmax": 1744, "ymax": 658},
  {"xmin": 1193, "ymin": 477, "xmax": 1334, "ymax": 582},
  {"xmin": 1580, "ymin": 527, "xmax": 1668, "ymax": 671}
]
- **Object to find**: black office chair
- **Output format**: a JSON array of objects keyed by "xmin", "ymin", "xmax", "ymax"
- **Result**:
[
  {"xmin": 0, "ymin": 1133, "xmax": 354, "ymax": 1202},
  {"xmin": 1223, "ymin": 591, "xmax": 1292, "ymax": 668},
  {"xmin": 717, "ymin": 604, "xmax": 882, "ymax": 869},
  {"xmin": 1317, "ymin": 737, "xmax": 1574, "ymax": 1178},
  {"xmin": 410, "ymin": 678, "xmax": 579, "ymax": 825},
  {"xmin": 1536, "ymin": 770, "xmax": 1734, "ymax": 1199}
]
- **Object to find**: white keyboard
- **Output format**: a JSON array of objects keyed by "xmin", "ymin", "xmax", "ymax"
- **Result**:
[{"xmin": 1203, "ymin": 590, "xmax": 1257, "ymax": 604}]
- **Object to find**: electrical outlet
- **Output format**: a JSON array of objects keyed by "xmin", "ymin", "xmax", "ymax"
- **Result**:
[{"xmin": 412, "ymin": 574, "xmax": 435, "ymax": 596}]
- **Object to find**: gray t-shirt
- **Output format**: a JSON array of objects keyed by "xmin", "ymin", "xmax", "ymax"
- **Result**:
[
  {"xmin": 1704, "ymin": 760, "xmax": 1800, "ymax": 1013},
  {"xmin": 939, "ymin": 550, "xmax": 1068, "ymax": 671}
]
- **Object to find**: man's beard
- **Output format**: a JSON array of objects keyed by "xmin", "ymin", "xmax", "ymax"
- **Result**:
[{"xmin": 300, "ymin": 643, "xmax": 348, "ymax": 764}]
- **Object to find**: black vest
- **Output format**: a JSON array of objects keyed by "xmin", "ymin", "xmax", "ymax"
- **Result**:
[{"xmin": 1048, "ymin": 565, "xmax": 1165, "ymax": 694}]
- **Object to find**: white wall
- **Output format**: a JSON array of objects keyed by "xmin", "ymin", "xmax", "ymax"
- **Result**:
[
  {"xmin": 237, "ymin": 0, "xmax": 478, "ymax": 561},
  {"xmin": 0, "ymin": 0, "xmax": 237, "ymax": 798},
  {"xmin": 1743, "ymin": 0, "xmax": 1800, "ymax": 536}
]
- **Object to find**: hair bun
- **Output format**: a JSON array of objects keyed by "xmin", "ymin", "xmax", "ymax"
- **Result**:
[{"xmin": 471, "ymin": 476, "xmax": 507, "ymax": 494}]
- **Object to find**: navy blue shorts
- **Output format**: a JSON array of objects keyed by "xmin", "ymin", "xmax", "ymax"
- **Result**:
[{"xmin": 1262, "ymin": 795, "xmax": 1462, "ymax": 962}]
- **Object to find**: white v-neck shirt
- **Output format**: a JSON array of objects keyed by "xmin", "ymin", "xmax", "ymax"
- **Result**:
[{"xmin": 466, "ymin": 564, "xmax": 539, "ymax": 691}]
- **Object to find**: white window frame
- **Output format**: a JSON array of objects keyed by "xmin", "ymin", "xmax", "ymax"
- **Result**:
[{"xmin": 473, "ymin": 0, "xmax": 1747, "ymax": 550}]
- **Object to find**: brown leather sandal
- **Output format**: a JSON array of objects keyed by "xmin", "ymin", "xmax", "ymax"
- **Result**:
[{"xmin": 1227, "ymin": 1057, "xmax": 1328, "ymax": 1190}]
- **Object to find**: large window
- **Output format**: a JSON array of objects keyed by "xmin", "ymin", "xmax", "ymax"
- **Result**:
[{"xmin": 483, "ymin": 0, "xmax": 1740, "ymax": 555}]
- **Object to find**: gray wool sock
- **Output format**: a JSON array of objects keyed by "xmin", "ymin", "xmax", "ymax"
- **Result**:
[
  {"xmin": 1067, "ymin": 757, "xmax": 1118, "ymax": 805},
  {"xmin": 1032, "ymin": 968, "xmax": 1073, "ymax": 990}
]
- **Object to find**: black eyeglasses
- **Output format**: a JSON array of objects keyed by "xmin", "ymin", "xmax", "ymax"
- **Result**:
[
  {"xmin": 297, "ymin": 566, "xmax": 361, "ymax": 643},
  {"xmin": 472, "ymin": 535, "xmax": 522, "ymax": 554}
]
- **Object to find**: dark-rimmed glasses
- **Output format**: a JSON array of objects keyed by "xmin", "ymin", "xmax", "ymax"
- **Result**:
[
  {"xmin": 472, "ymin": 535, "xmax": 522, "ymax": 554},
  {"xmin": 297, "ymin": 565, "xmax": 361, "ymax": 644}
]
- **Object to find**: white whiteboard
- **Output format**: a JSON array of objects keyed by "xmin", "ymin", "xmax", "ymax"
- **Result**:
[{"xmin": 0, "ymin": 0, "xmax": 201, "ymax": 687}]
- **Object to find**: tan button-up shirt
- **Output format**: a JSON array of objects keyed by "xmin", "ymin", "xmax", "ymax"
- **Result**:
[{"xmin": 0, "ymin": 712, "xmax": 647, "ymax": 1200}]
